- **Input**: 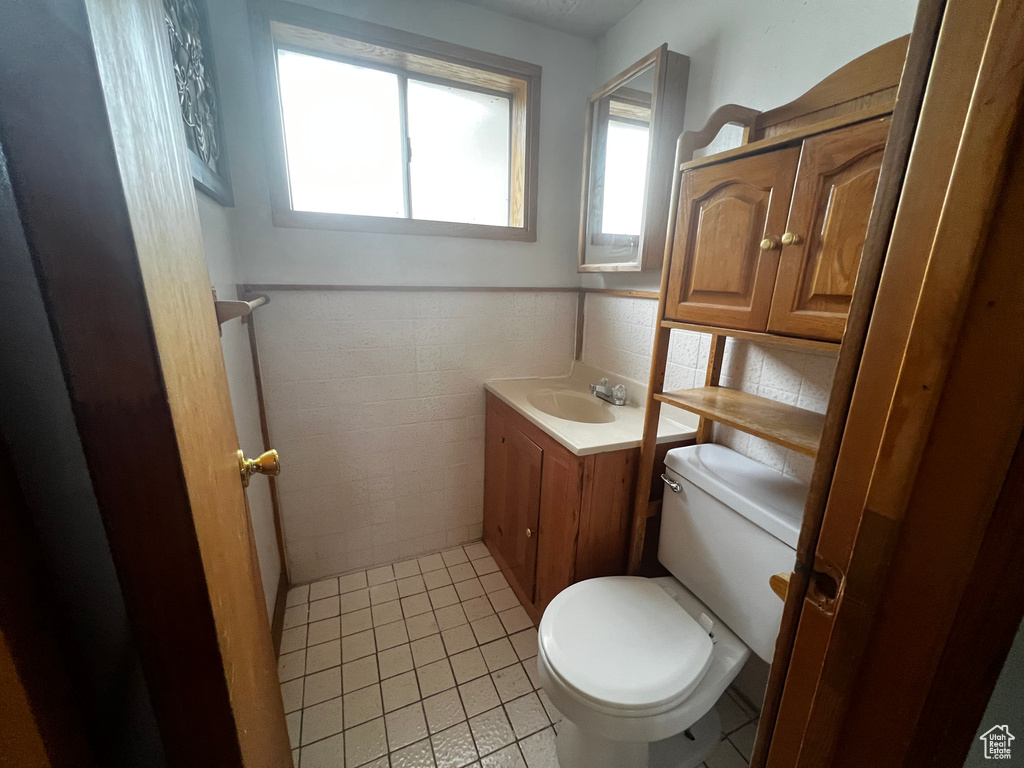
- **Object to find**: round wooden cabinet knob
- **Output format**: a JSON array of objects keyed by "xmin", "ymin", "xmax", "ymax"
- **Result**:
[
  {"xmin": 759, "ymin": 237, "xmax": 779, "ymax": 251},
  {"xmin": 781, "ymin": 232, "xmax": 803, "ymax": 246}
]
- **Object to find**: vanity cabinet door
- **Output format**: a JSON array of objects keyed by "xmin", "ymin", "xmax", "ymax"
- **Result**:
[
  {"xmin": 665, "ymin": 147, "xmax": 801, "ymax": 330},
  {"xmin": 484, "ymin": 402, "xmax": 543, "ymax": 601},
  {"xmin": 767, "ymin": 118, "xmax": 891, "ymax": 341}
]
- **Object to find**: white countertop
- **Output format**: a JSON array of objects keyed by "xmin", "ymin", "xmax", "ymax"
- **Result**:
[{"xmin": 484, "ymin": 363, "xmax": 699, "ymax": 456}]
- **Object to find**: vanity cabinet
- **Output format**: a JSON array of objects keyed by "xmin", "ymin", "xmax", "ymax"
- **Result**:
[
  {"xmin": 665, "ymin": 117, "xmax": 891, "ymax": 342},
  {"xmin": 483, "ymin": 393, "xmax": 689, "ymax": 623}
]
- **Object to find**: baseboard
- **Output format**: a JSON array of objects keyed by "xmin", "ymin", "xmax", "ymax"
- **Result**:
[{"xmin": 271, "ymin": 571, "xmax": 288, "ymax": 658}]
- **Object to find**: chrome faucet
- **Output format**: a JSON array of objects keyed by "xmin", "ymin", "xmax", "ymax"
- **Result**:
[{"xmin": 590, "ymin": 378, "xmax": 628, "ymax": 406}]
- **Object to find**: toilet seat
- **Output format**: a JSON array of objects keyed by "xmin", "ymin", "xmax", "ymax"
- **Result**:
[{"xmin": 538, "ymin": 577, "xmax": 713, "ymax": 717}]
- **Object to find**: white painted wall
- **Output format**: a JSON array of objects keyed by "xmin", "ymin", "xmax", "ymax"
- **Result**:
[
  {"xmin": 205, "ymin": 0, "xmax": 597, "ymax": 288},
  {"xmin": 197, "ymin": 194, "xmax": 282, "ymax": 619},
  {"xmin": 585, "ymin": 0, "xmax": 919, "ymax": 291}
]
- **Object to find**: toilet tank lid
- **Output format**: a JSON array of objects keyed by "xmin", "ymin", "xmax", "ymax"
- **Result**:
[{"xmin": 664, "ymin": 444, "xmax": 808, "ymax": 548}]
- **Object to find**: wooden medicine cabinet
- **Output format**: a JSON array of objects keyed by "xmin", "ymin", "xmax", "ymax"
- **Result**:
[{"xmin": 578, "ymin": 46, "xmax": 689, "ymax": 273}]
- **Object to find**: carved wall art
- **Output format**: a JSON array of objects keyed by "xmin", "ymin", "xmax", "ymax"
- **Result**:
[{"xmin": 164, "ymin": 0, "xmax": 233, "ymax": 206}]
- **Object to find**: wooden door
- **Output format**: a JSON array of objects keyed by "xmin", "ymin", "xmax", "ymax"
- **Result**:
[
  {"xmin": 0, "ymin": 1, "xmax": 291, "ymax": 765},
  {"xmin": 761, "ymin": 2, "xmax": 1024, "ymax": 765},
  {"xmin": 767, "ymin": 118, "xmax": 891, "ymax": 341},
  {"xmin": 665, "ymin": 147, "xmax": 800, "ymax": 330}
]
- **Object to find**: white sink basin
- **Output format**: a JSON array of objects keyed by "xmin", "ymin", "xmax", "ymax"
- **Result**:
[{"xmin": 526, "ymin": 389, "xmax": 617, "ymax": 424}]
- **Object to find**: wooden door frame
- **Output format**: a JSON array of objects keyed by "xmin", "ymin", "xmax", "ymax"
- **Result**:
[
  {"xmin": 760, "ymin": 0, "xmax": 1024, "ymax": 764},
  {"xmin": 0, "ymin": 0, "xmax": 290, "ymax": 765}
]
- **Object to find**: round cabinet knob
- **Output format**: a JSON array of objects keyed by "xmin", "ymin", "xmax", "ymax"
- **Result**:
[
  {"xmin": 759, "ymin": 237, "xmax": 779, "ymax": 251},
  {"xmin": 526, "ymin": 528, "xmax": 533, "ymax": 538},
  {"xmin": 781, "ymin": 232, "xmax": 803, "ymax": 246}
]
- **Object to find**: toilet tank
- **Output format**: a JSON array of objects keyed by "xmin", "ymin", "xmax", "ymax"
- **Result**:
[{"xmin": 658, "ymin": 444, "xmax": 808, "ymax": 662}]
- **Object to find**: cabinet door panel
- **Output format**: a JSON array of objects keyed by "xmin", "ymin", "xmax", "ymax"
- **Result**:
[
  {"xmin": 503, "ymin": 425, "xmax": 543, "ymax": 599},
  {"xmin": 534, "ymin": 448, "xmax": 584, "ymax": 616},
  {"xmin": 666, "ymin": 147, "xmax": 801, "ymax": 330},
  {"xmin": 768, "ymin": 118, "xmax": 891, "ymax": 341}
]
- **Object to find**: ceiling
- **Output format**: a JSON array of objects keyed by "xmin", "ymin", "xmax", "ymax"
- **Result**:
[{"xmin": 457, "ymin": 0, "xmax": 645, "ymax": 39}]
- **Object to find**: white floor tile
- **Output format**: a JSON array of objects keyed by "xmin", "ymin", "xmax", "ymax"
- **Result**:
[
  {"xmin": 342, "ymin": 655, "xmax": 379, "ymax": 693},
  {"xmin": 303, "ymin": 667, "xmax": 342, "ymax": 707},
  {"xmin": 299, "ymin": 731, "xmax": 344, "ymax": 768},
  {"xmin": 518, "ymin": 726, "xmax": 557, "ymax": 768},
  {"xmin": 412, "ymin": 634, "xmax": 447, "ymax": 668},
  {"xmin": 280, "ymin": 625, "xmax": 307, "ymax": 655},
  {"xmin": 480, "ymin": 743, "xmax": 526, "ymax": 768},
  {"xmin": 308, "ymin": 617, "xmax": 341, "ymax": 646},
  {"xmin": 306, "ymin": 639, "xmax": 341, "ymax": 675},
  {"xmin": 480, "ymin": 639, "xmax": 517, "ymax": 672},
  {"xmin": 309, "ymin": 577, "xmax": 339, "ymax": 601},
  {"xmin": 339, "ymin": 570, "xmax": 368, "ymax": 594},
  {"xmin": 424, "ymin": 688, "xmax": 466, "ymax": 734},
  {"xmin": 442, "ymin": 624, "xmax": 478, "ymax": 656},
  {"xmin": 391, "ymin": 737, "xmax": 437, "ymax": 768},
  {"xmin": 341, "ymin": 629, "xmax": 377, "ymax": 662},
  {"xmin": 278, "ymin": 649, "xmax": 305, "ymax": 683},
  {"xmin": 417, "ymin": 658, "xmax": 456, "ymax": 697},
  {"xmin": 504, "ymin": 693, "xmax": 549, "ymax": 739},
  {"xmin": 493, "ymin": 666, "xmax": 532, "ymax": 703},
  {"xmin": 451, "ymin": 648, "xmax": 489, "ymax": 684},
  {"xmin": 707, "ymin": 738, "xmax": 749, "ymax": 768},
  {"xmin": 386, "ymin": 702, "xmax": 429, "ymax": 751},
  {"xmin": 459, "ymin": 676, "xmax": 500, "ymax": 719},
  {"xmin": 379, "ymin": 643, "xmax": 415, "ymax": 680},
  {"xmin": 345, "ymin": 717, "xmax": 388, "ymax": 767},
  {"xmin": 441, "ymin": 548, "xmax": 469, "ymax": 567},
  {"xmin": 341, "ymin": 607, "xmax": 373, "ymax": 637},
  {"xmin": 469, "ymin": 706, "xmax": 515, "ymax": 757},
  {"xmin": 383, "ymin": 670, "xmax": 421, "ymax": 713},
  {"xmin": 431, "ymin": 721, "xmax": 478, "ymax": 768},
  {"xmin": 344, "ymin": 684, "xmax": 384, "ymax": 729},
  {"xmin": 302, "ymin": 696, "xmax": 344, "ymax": 745},
  {"xmin": 281, "ymin": 678, "xmax": 304, "ymax": 714},
  {"xmin": 408, "ymin": 611, "xmax": 442, "ymax": 640},
  {"xmin": 730, "ymin": 721, "xmax": 758, "ymax": 761}
]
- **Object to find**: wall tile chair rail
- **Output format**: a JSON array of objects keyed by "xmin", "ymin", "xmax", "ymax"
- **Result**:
[{"xmin": 246, "ymin": 286, "xmax": 580, "ymax": 584}]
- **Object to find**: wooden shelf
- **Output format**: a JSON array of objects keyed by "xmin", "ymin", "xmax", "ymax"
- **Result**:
[
  {"xmin": 660, "ymin": 320, "xmax": 840, "ymax": 354},
  {"xmin": 655, "ymin": 386, "xmax": 825, "ymax": 456}
]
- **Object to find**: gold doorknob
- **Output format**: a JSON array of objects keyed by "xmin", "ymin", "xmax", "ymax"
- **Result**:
[
  {"xmin": 526, "ymin": 528, "xmax": 533, "ymax": 538},
  {"xmin": 759, "ymin": 237, "xmax": 779, "ymax": 251},
  {"xmin": 238, "ymin": 449, "xmax": 280, "ymax": 487},
  {"xmin": 781, "ymin": 232, "xmax": 802, "ymax": 246}
]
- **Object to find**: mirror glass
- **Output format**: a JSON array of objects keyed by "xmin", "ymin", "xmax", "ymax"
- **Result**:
[{"xmin": 583, "ymin": 64, "xmax": 655, "ymax": 267}]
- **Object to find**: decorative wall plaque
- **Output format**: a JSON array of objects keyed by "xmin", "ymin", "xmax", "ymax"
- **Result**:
[{"xmin": 163, "ymin": 0, "xmax": 233, "ymax": 206}]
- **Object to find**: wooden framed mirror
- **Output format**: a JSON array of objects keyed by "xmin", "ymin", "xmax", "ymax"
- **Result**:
[{"xmin": 578, "ymin": 45, "xmax": 689, "ymax": 273}]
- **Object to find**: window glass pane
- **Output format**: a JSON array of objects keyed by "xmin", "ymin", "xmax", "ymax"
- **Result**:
[
  {"xmin": 277, "ymin": 49, "xmax": 405, "ymax": 218},
  {"xmin": 601, "ymin": 120, "xmax": 650, "ymax": 236},
  {"xmin": 407, "ymin": 80, "xmax": 510, "ymax": 226}
]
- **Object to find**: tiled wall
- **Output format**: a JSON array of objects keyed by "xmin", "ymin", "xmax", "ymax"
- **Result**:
[
  {"xmin": 582, "ymin": 294, "xmax": 837, "ymax": 484},
  {"xmin": 257, "ymin": 290, "xmax": 578, "ymax": 584}
]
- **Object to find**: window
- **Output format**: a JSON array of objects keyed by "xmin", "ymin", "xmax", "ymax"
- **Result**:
[{"xmin": 252, "ymin": 4, "xmax": 541, "ymax": 241}]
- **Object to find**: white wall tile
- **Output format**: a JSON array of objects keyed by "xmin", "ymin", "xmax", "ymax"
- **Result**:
[
  {"xmin": 258, "ymin": 291, "xmax": 577, "ymax": 582},
  {"xmin": 581, "ymin": 294, "xmax": 837, "ymax": 482}
]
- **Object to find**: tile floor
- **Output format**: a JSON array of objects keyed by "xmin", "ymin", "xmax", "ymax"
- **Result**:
[{"xmin": 279, "ymin": 541, "xmax": 761, "ymax": 768}]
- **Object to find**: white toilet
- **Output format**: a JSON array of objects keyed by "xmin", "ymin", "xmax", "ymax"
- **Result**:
[{"xmin": 537, "ymin": 444, "xmax": 809, "ymax": 768}]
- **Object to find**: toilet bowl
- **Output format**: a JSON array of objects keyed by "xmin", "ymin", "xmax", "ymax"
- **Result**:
[{"xmin": 537, "ymin": 444, "xmax": 809, "ymax": 768}]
